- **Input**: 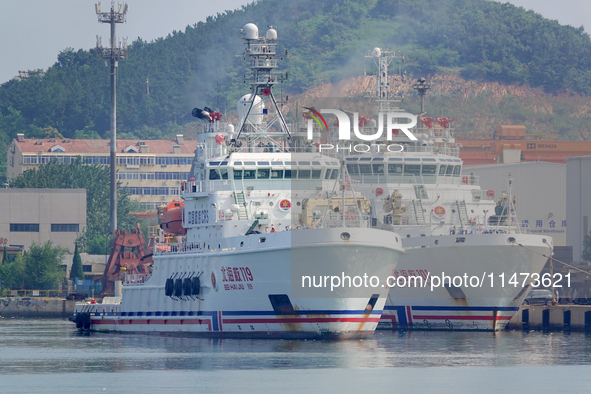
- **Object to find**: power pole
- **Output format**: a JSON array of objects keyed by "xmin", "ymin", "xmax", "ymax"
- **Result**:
[{"xmin": 95, "ymin": 1, "xmax": 128, "ymax": 232}]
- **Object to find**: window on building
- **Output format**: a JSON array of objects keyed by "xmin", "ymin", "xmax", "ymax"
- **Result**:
[
  {"xmin": 82, "ymin": 265, "xmax": 92, "ymax": 273},
  {"xmin": 10, "ymin": 223, "xmax": 39, "ymax": 232},
  {"xmin": 51, "ymin": 224, "xmax": 80, "ymax": 232}
]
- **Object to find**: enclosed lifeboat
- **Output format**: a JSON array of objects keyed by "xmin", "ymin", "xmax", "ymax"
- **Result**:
[{"xmin": 159, "ymin": 201, "xmax": 186, "ymax": 235}]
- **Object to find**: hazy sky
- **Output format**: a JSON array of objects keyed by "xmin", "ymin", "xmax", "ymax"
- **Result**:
[{"xmin": 0, "ymin": 0, "xmax": 589, "ymax": 83}]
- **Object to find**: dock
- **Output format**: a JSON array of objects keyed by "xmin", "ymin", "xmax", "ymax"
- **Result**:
[
  {"xmin": 506, "ymin": 305, "xmax": 591, "ymax": 331},
  {"xmin": 0, "ymin": 298, "xmax": 76, "ymax": 318}
]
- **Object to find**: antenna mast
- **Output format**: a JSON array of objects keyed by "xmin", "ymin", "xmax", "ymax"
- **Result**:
[
  {"xmin": 233, "ymin": 24, "xmax": 290, "ymax": 145},
  {"xmin": 95, "ymin": 1, "xmax": 129, "ymax": 232}
]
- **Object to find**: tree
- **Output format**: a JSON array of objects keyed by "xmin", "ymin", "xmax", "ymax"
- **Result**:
[
  {"xmin": 2, "ymin": 245, "xmax": 7, "ymax": 265},
  {"xmin": 0, "ymin": 241, "xmax": 66, "ymax": 290},
  {"xmin": 582, "ymin": 231, "xmax": 591, "ymax": 262},
  {"xmin": 70, "ymin": 242, "xmax": 85, "ymax": 281}
]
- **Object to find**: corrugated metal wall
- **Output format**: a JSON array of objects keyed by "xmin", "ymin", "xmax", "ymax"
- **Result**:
[{"xmin": 566, "ymin": 156, "xmax": 591, "ymax": 262}]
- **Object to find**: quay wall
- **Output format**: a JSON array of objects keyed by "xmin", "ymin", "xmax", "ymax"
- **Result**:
[
  {"xmin": 506, "ymin": 305, "xmax": 591, "ymax": 331},
  {"xmin": 0, "ymin": 298, "xmax": 76, "ymax": 318}
]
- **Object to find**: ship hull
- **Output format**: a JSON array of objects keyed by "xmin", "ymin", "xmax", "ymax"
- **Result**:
[
  {"xmin": 379, "ymin": 233, "xmax": 551, "ymax": 331},
  {"xmin": 75, "ymin": 227, "xmax": 402, "ymax": 339}
]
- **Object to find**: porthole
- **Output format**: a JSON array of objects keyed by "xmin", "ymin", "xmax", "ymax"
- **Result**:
[{"xmin": 340, "ymin": 232, "xmax": 351, "ymax": 240}]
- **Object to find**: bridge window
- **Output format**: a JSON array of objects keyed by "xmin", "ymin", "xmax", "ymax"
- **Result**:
[
  {"xmin": 388, "ymin": 164, "xmax": 403, "ymax": 174},
  {"xmin": 209, "ymin": 169, "xmax": 220, "ymax": 180},
  {"xmin": 243, "ymin": 170, "xmax": 256, "ymax": 180},
  {"xmin": 312, "ymin": 170, "xmax": 322, "ymax": 179},
  {"xmin": 359, "ymin": 164, "xmax": 372, "ymax": 174},
  {"xmin": 257, "ymin": 169, "xmax": 270, "ymax": 179},
  {"xmin": 233, "ymin": 170, "xmax": 243, "ymax": 179},
  {"xmin": 439, "ymin": 165, "xmax": 447, "ymax": 175},
  {"xmin": 422, "ymin": 165, "xmax": 437, "ymax": 175},
  {"xmin": 346, "ymin": 164, "xmax": 358, "ymax": 175},
  {"xmin": 373, "ymin": 164, "xmax": 385, "ymax": 175},
  {"xmin": 446, "ymin": 165, "xmax": 454, "ymax": 176},
  {"xmin": 299, "ymin": 169, "xmax": 311, "ymax": 179},
  {"xmin": 453, "ymin": 165, "xmax": 461, "ymax": 176},
  {"xmin": 271, "ymin": 169, "xmax": 283, "ymax": 179},
  {"xmin": 404, "ymin": 164, "xmax": 421, "ymax": 176}
]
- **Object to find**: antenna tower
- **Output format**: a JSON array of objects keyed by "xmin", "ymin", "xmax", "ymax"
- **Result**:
[{"xmin": 95, "ymin": 1, "xmax": 129, "ymax": 232}]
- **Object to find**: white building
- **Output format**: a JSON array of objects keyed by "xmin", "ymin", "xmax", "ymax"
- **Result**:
[
  {"xmin": 466, "ymin": 162, "xmax": 566, "ymax": 245},
  {"xmin": 566, "ymin": 155, "xmax": 591, "ymax": 262}
]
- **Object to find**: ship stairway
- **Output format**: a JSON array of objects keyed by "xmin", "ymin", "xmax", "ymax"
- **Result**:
[
  {"xmin": 412, "ymin": 200, "xmax": 426, "ymax": 225},
  {"xmin": 456, "ymin": 200, "xmax": 470, "ymax": 229},
  {"xmin": 233, "ymin": 191, "xmax": 249, "ymax": 220}
]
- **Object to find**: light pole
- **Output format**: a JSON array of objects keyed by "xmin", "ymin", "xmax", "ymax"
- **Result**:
[
  {"xmin": 95, "ymin": 1, "xmax": 128, "ymax": 232},
  {"xmin": 412, "ymin": 77, "xmax": 431, "ymax": 118}
]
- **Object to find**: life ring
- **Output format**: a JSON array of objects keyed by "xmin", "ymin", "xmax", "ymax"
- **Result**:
[
  {"xmin": 462, "ymin": 176, "xmax": 469, "ymax": 184},
  {"xmin": 376, "ymin": 187, "xmax": 384, "ymax": 197},
  {"xmin": 262, "ymin": 87, "xmax": 271, "ymax": 96},
  {"xmin": 486, "ymin": 189, "xmax": 494, "ymax": 198}
]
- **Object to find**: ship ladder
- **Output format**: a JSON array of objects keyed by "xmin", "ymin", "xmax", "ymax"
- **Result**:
[
  {"xmin": 412, "ymin": 200, "xmax": 426, "ymax": 225},
  {"xmin": 233, "ymin": 191, "xmax": 249, "ymax": 220},
  {"xmin": 456, "ymin": 200, "xmax": 470, "ymax": 230}
]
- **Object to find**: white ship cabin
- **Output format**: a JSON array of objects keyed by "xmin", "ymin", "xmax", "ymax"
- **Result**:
[
  {"xmin": 341, "ymin": 152, "xmax": 519, "ymax": 235},
  {"xmin": 179, "ymin": 152, "xmax": 364, "ymax": 244},
  {"xmin": 345, "ymin": 153, "xmax": 468, "ymax": 185}
]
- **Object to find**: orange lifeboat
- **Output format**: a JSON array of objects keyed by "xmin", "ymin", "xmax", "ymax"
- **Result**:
[{"xmin": 159, "ymin": 201, "xmax": 186, "ymax": 236}]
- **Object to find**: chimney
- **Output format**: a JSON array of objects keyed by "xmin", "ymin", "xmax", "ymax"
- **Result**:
[
  {"xmin": 173, "ymin": 145, "xmax": 180, "ymax": 154},
  {"xmin": 63, "ymin": 138, "xmax": 70, "ymax": 143},
  {"xmin": 176, "ymin": 134, "xmax": 184, "ymax": 145},
  {"xmin": 140, "ymin": 144, "xmax": 149, "ymax": 153},
  {"xmin": 16, "ymin": 133, "xmax": 24, "ymax": 142}
]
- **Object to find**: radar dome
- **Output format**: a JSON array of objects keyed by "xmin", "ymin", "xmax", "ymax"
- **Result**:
[
  {"xmin": 226, "ymin": 124, "xmax": 235, "ymax": 135},
  {"xmin": 371, "ymin": 47, "xmax": 381, "ymax": 58},
  {"xmin": 266, "ymin": 28, "xmax": 277, "ymax": 41},
  {"xmin": 243, "ymin": 23, "xmax": 258, "ymax": 40},
  {"xmin": 368, "ymin": 119, "xmax": 377, "ymax": 127},
  {"xmin": 238, "ymin": 94, "xmax": 265, "ymax": 125}
]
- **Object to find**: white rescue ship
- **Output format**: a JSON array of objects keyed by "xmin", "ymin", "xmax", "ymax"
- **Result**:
[
  {"xmin": 309, "ymin": 47, "xmax": 552, "ymax": 330},
  {"xmin": 72, "ymin": 26, "xmax": 404, "ymax": 339}
]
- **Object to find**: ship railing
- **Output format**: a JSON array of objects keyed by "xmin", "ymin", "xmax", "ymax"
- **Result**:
[
  {"xmin": 123, "ymin": 273, "xmax": 151, "ymax": 286},
  {"xmin": 154, "ymin": 242, "xmax": 208, "ymax": 255},
  {"xmin": 471, "ymin": 189, "xmax": 495, "ymax": 201}
]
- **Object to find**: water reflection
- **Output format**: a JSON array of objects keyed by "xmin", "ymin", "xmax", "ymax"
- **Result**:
[{"xmin": 2, "ymin": 319, "xmax": 591, "ymax": 375}]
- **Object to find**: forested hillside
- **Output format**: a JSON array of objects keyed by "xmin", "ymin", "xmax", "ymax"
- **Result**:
[{"xmin": 2, "ymin": 0, "xmax": 591, "ymax": 181}]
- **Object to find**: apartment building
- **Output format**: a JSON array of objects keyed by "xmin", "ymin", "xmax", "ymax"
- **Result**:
[{"xmin": 7, "ymin": 134, "xmax": 197, "ymax": 210}]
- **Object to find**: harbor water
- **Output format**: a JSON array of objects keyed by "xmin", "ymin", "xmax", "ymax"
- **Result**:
[{"xmin": 2, "ymin": 319, "xmax": 591, "ymax": 393}]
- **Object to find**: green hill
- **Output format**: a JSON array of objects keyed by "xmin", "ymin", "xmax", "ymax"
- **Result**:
[{"xmin": 2, "ymin": 0, "xmax": 591, "ymax": 180}]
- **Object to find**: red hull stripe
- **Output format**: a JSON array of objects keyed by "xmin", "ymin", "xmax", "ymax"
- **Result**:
[
  {"xmin": 223, "ymin": 317, "xmax": 380, "ymax": 324},
  {"xmin": 406, "ymin": 306, "xmax": 413, "ymax": 324},
  {"xmin": 412, "ymin": 315, "xmax": 512, "ymax": 321}
]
